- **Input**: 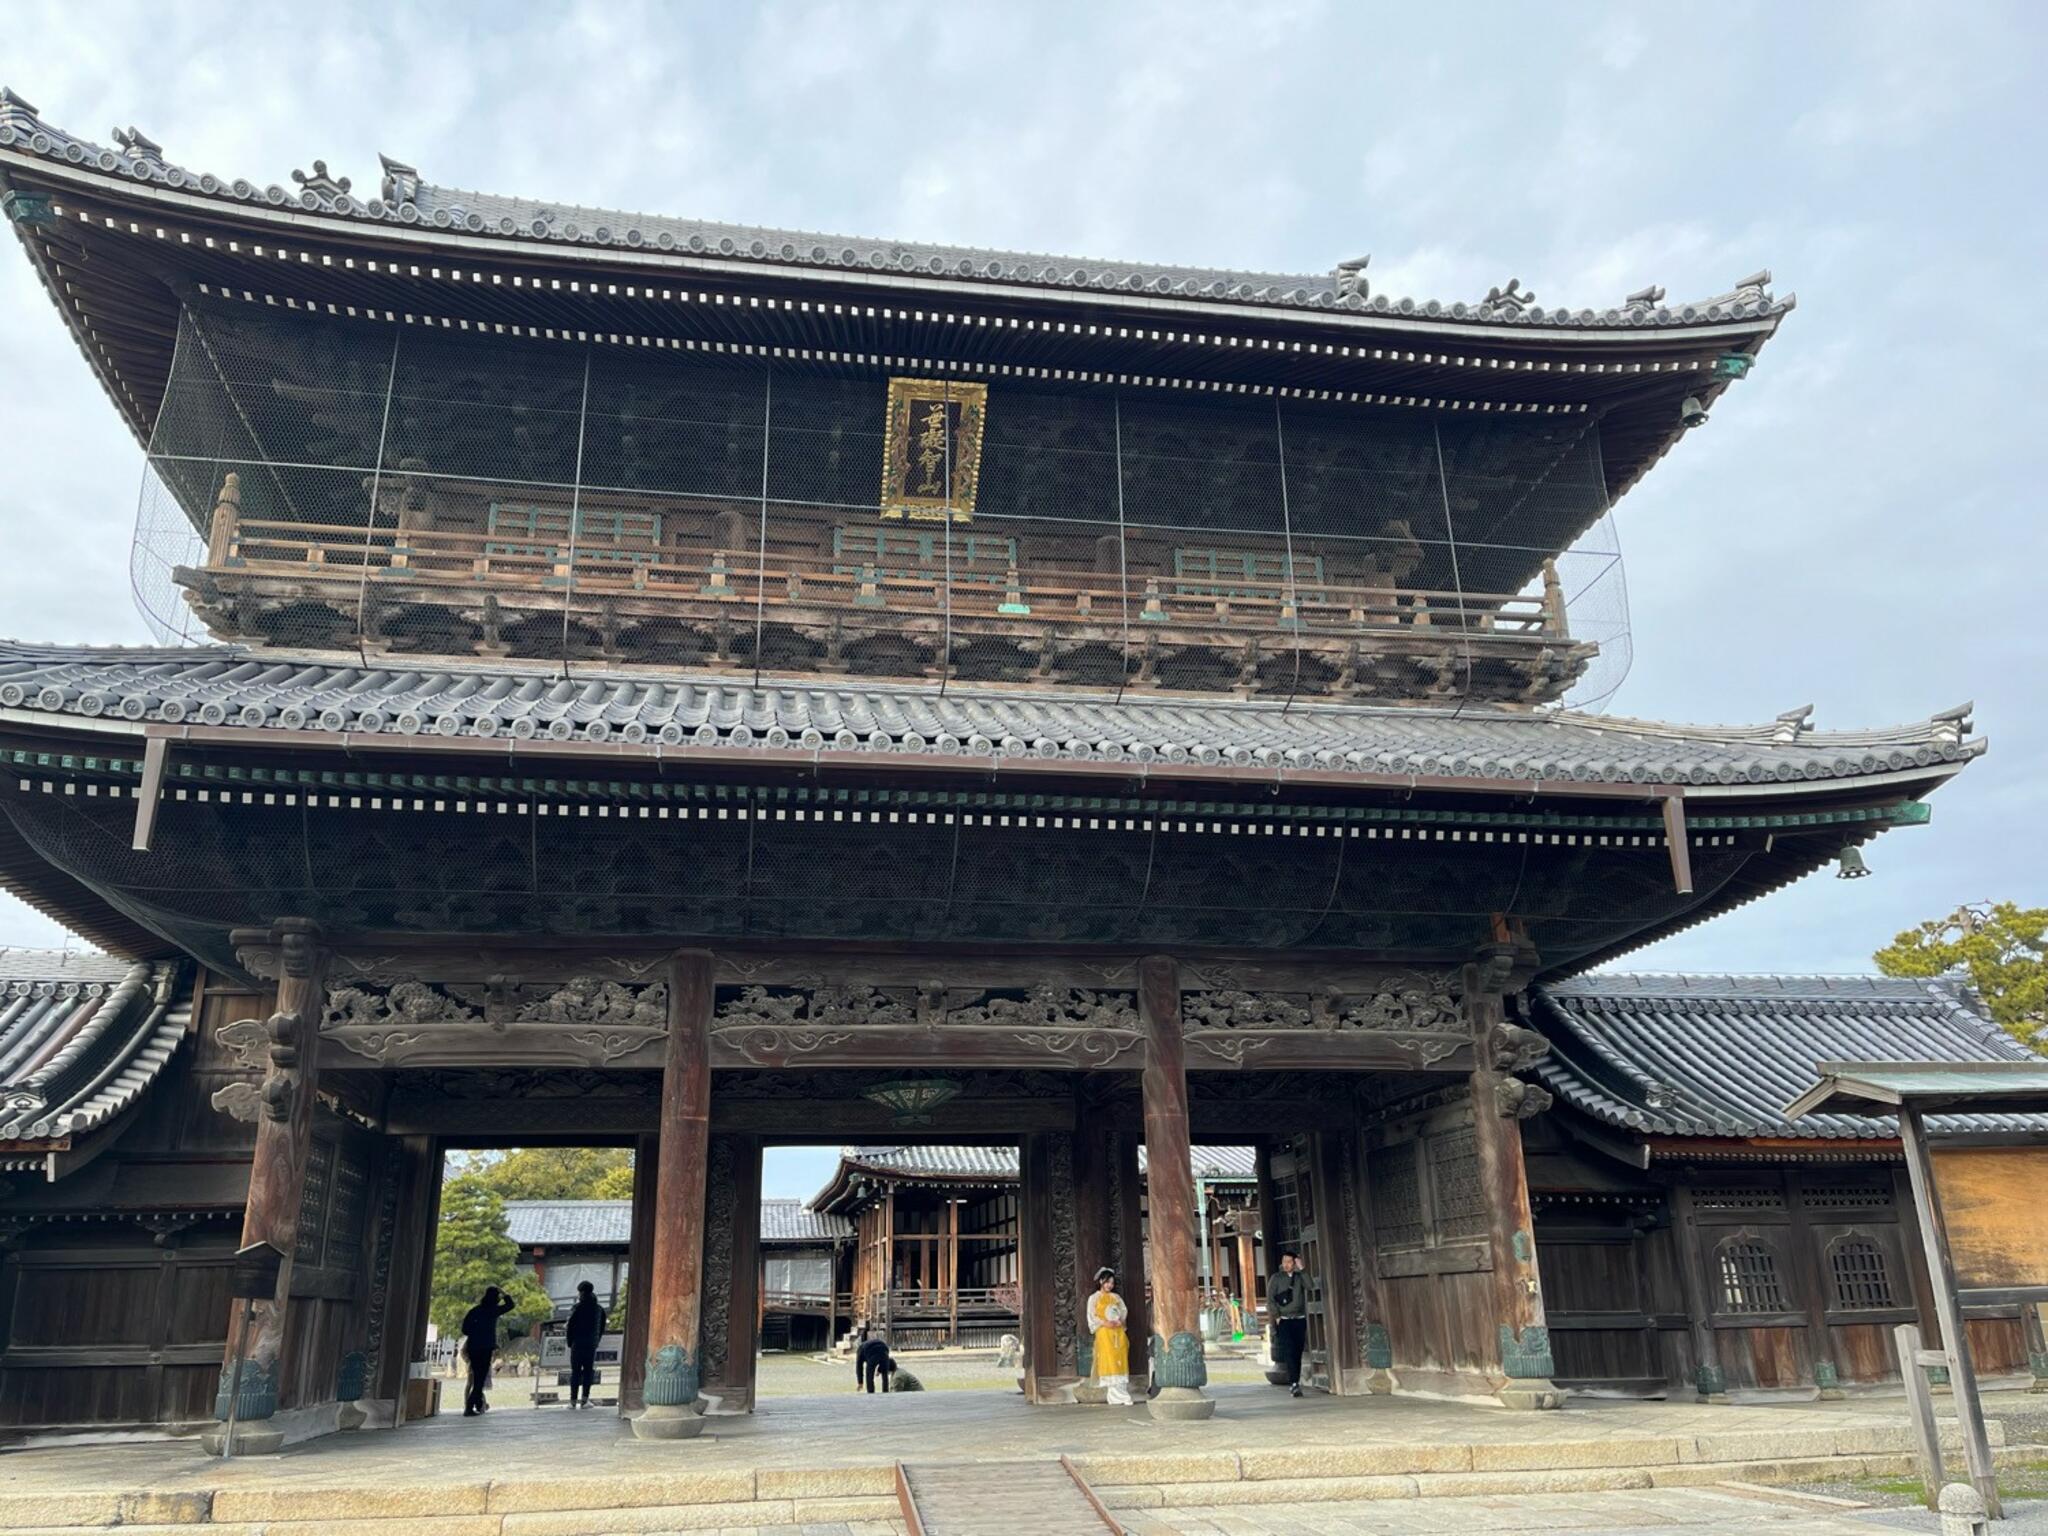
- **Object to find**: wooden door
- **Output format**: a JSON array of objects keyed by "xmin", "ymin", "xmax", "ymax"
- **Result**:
[{"xmin": 1269, "ymin": 1135, "xmax": 1332, "ymax": 1390}]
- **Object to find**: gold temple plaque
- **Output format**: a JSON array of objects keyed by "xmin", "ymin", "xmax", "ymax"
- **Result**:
[{"xmin": 880, "ymin": 378, "xmax": 988, "ymax": 522}]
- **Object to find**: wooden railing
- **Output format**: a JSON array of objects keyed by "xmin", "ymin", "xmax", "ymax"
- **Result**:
[{"xmin": 199, "ymin": 508, "xmax": 1569, "ymax": 643}]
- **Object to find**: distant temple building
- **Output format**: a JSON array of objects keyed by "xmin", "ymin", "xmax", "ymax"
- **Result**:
[{"xmin": 0, "ymin": 87, "xmax": 2040, "ymax": 1447}]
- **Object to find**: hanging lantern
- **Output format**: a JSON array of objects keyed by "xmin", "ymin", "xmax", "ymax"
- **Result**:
[{"xmin": 862, "ymin": 1078, "xmax": 960, "ymax": 1126}]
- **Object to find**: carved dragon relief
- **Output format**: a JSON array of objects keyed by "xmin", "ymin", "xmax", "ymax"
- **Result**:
[
  {"xmin": 1180, "ymin": 971, "xmax": 1470, "ymax": 1069},
  {"xmin": 313, "ymin": 977, "xmax": 669, "ymax": 1069},
  {"xmin": 710, "ymin": 983, "xmax": 1142, "ymax": 1068}
]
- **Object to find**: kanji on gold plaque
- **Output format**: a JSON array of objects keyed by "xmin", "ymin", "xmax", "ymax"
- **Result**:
[{"xmin": 879, "ymin": 378, "xmax": 987, "ymax": 522}]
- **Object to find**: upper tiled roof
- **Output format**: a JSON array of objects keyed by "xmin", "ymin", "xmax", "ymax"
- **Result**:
[
  {"xmin": 1531, "ymin": 973, "xmax": 2048, "ymax": 1141},
  {"xmin": 762, "ymin": 1197, "xmax": 854, "ymax": 1244},
  {"xmin": 0, "ymin": 89, "xmax": 1792, "ymax": 336},
  {"xmin": 0, "ymin": 642, "xmax": 1984, "ymax": 793},
  {"xmin": 0, "ymin": 949, "xmax": 185, "ymax": 1164}
]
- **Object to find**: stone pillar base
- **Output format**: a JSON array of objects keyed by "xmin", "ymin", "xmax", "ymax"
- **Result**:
[
  {"xmin": 1147, "ymin": 1386, "xmax": 1216, "ymax": 1422},
  {"xmin": 1363, "ymin": 1369, "xmax": 1395, "ymax": 1396},
  {"xmin": 630, "ymin": 1403, "xmax": 709, "ymax": 1440},
  {"xmin": 200, "ymin": 1422, "xmax": 285, "ymax": 1455},
  {"xmin": 336, "ymin": 1402, "xmax": 368, "ymax": 1431},
  {"xmin": 1496, "ymin": 1380, "xmax": 1565, "ymax": 1411},
  {"xmin": 1073, "ymin": 1379, "xmax": 1109, "ymax": 1405}
]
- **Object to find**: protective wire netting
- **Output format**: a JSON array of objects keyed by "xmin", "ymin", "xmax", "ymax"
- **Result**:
[{"xmin": 130, "ymin": 300, "xmax": 1630, "ymax": 712}]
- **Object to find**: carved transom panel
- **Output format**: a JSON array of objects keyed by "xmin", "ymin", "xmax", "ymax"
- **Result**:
[
  {"xmin": 1179, "ymin": 971, "xmax": 1468, "ymax": 1068},
  {"xmin": 709, "ymin": 983, "xmax": 1141, "ymax": 1068},
  {"xmin": 318, "ymin": 977, "xmax": 669, "ymax": 1068}
]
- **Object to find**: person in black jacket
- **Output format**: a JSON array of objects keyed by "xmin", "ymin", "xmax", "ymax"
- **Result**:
[
  {"xmin": 854, "ymin": 1328, "xmax": 896, "ymax": 1394},
  {"xmin": 1269, "ymin": 1252, "xmax": 1310, "ymax": 1398},
  {"xmin": 460, "ymin": 1286, "xmax": 517, "ymax": 1417},
  {"xmin": 563, "ymin": 1281, "xmax": 607, "ymax": 1409}
]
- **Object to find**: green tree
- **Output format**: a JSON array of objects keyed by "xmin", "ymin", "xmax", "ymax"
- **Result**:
[
  {"xmin": 590, "ymin": 1161, "xmax": 635, "ymax": 1200},
  {"xmin": 429, "ymin": 1174, "xmax": 552, "ymax": 1341},
  {"xmin": 470, "ymin": 1146, "xmax": 632, "ymax": 1202},
  {"xmin": 1874, "ymin": 901, "xmax": 2048, "ymax": 1045}
]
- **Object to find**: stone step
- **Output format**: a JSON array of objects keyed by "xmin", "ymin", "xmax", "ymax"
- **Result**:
[
  {"xmin": 4, "ymin": 1428, "xmax": 2036, "ymax": 1530},
  {"xmin": 900, "ymin": 1458, "xmax": 1117, "ymax": 1535}
]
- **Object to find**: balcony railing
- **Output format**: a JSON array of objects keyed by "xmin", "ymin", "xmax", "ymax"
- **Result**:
[{"xmin": 176, "ymin": 496, "xmax": 1594, "ymax": 703}]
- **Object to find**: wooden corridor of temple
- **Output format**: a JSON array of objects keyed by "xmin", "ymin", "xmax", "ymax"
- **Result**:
[{"xmin": 896, "ymin": 1458, "xmax": 1120, "ymax": 1535}]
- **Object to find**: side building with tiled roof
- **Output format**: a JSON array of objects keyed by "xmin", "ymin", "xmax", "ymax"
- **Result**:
[{"xmin": 1515, "ymin": 974, "xmax": 2048, "ymax": 1399}]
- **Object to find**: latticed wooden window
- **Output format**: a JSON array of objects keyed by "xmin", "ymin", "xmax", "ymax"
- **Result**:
[
  {"xmin": 1829, "ymin": 1238, "xmax": 1896, "ymax": 1310},
  {"xmin": 1369, "ymin": 1140, "xmax": 1425, "ymax": 1248},
  {"xmin": 1695, "ymin": 1184, "xmax": 1786, "ymax": 1213},
  {"xmin": 1428, "ymin": 1128, "xmax": 1487, "ymax": 1241},
  {"xmin": 1716, "ymin": 1239, "xmax": 1787, "ymax": 1313},
  {"xmin": 1804, "ymin": 1182, "xmax": 1892, "ymax": 1212}
]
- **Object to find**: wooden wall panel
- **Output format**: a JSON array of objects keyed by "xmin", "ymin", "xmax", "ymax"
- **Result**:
[
  {"xmin": 1966, "ymin": 1317, "xmax": 2027, "ymax": 1375},
  {"xmin": 1745, "ymin": 1326, "xmax": 1802, "ymax": 1389},
  {"xmin": 1835, "ymin": 1322, "xmax": 1896, "ymax": 1383},
  {"xmin": 1933, "ymin": 1148, "xmax": 2048, "ymax": 1290}
]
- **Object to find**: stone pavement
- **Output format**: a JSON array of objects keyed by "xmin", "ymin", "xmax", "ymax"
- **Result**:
[{"xmin": 0, "ymin": 1384, "xmax": 2039, "ymax": 1532}]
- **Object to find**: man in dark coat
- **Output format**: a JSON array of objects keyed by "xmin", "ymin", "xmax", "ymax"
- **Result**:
[
  {"xmin": 1269, "ymin": 1251, "xmax": 1310, "ymax": 1398},
  {"xmin": 460, "ymin": 1286, "xmax": 517, "ymax": 1416},
  {"xmin": 563, "ymin": 1281, "xmax": 607, "ymax": 1409},
  {"xmin": 855, "ymin": 1328, "xmax": 896, "ymax": 1394}
]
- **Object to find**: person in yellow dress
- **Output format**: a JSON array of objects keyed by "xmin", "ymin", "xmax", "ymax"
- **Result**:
[{"xmin": 1086, "ymin": 1266, "xmax": 1133, "ymax": 1406}]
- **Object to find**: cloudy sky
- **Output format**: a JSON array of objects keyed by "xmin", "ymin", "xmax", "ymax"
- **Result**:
[{"xmin": 2, "ymin": 3, "xmax": 2043, "ymax": 1198}]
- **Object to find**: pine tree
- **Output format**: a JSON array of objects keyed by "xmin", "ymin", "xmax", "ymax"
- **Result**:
[
  {"xmin": 430, "ymin": 1174, "xmax": 551, "ymax": 1340},
  {"xmin": 1875, "ymin": 901, "xmax": 2048, "ymax": 1046}
]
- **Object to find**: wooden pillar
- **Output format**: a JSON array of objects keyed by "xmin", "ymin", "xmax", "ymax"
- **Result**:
[
  {"xmin": 1235, "ymin": 1231, "xmax": 1257, "ymax": 1310},
  {"xmin": 205, "ymin": 919, "xmax": 327, "ymax": 1455},
  {"xmin": 1899, "ymin": 1106, "xmax": 2001, "ymax": 1516},
  {"xmin": 699, "ymin": 1133, "xmax": 761, "ymax": 1413},
  {"xmin": 1019, "ymin": 1130, "xmax": 1081, "ymax": 1401},
  {"xmin": 618, "ymin": 1131, "xmax": 659, "ymax": 1413},
  {"xmin": 1465, "ymin": 952, "xmax": 1562, "ymax": 1410},
  {"xmin": 946, "ymin": 1199, "xmax": 961, "ymax": 1345},
  {"xmin": 1140, "ymin": 954, "xmax": 1214, "ymax": 1419},
  {"xmin": 1072, "ymin": 1113, "xmax": 1114, "ymax": 1392},
  {"xmin": 1668, "ymin": 1180, "xmax": 1728, "ymax": 1401},
  {"xmin": 373, "ymin": 1134, "xmax": 441, "ymax": 1419},
  {"xmin": 632, "ymin": 949, "xmax": 714, "ymax": 1439},
  {"xmin": 1783, "ymin": 1170, "xmax": 1846, "ymax": 1398},
  {"xmin": 1113, "ymin": 1128, "xmax": 1150, "ymax": 1385}
]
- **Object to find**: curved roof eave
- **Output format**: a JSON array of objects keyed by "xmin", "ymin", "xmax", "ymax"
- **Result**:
[{"xmin": 0, "ymin": 102, "xmax": 1792, "ymax": 348}]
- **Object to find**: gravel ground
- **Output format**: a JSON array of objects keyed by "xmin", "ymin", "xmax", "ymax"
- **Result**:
[{"xmin": 1787, "ymin": 1398, "xmax": 2048, "ymax": 1509}]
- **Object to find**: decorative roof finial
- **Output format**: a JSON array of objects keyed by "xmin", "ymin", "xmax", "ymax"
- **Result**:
[
  {"xmin": 1624, "ymin": 284, "xmax": 1666, "ymax": 315},
  {"xmin": 0, "ymin": 87, "xmax": 39, "ymax": 128},
  {"xmin": 1929, "ymin": 701, "xmax": 1974, "ymax": 744},
  {"xmin": 1772, "ymin": 704, "xmax": 1814, "ymax": 743},
  {"xmin": 112, "ymin": 126, "xmax": 163, "ymax": 166},
  {"xmin": 1732, "ymin": 269, "xmax": 1771, "ymax": 305},
  {"xmin": 378, "ymin": 153, "xmax": 420, "ymax": 208},
  {"xmin": 1484, "ymin": 277, "xmax": 1536, "ymax": 314},
  {"xmin": 291, "ymin": 160, "xmax": 352, "ymax": 199},
  {"xmin": 1332, "ymin": 254, "xmax": 1370, "ymax": 299}
]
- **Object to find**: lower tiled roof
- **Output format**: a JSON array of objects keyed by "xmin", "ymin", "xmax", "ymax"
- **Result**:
[
  {"xmin": 833, "ymin": 1143, "xmax": 1257, "ymax": 1185},
  {"xmin": 503, "ymin": 1199, "xmax": 631, "ymax": 1247},
  {"xmin": 0, "ymin": 641, "xmax": 1985, "ymax": 791},
  {"xmin": 761, "ymin": 1197, "xmax": 854, "ymax": 1244},
  {"xmin": 0, "ymin": 949, "xmax": 185, "ymax": 1165},
  {"xmin": 1532, "ymin": 974, "xmax": 2046, "ymax": 1141}
]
